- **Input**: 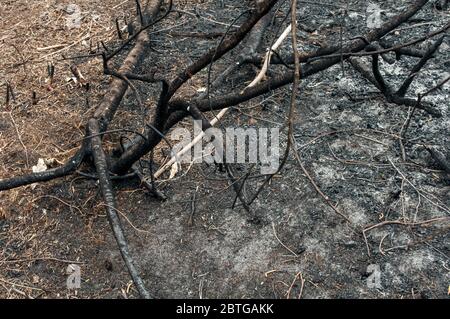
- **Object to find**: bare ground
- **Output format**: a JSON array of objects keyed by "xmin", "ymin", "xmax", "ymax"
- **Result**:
[{"xmin": 0, "ymin": 0, "xmax": 449, "ymax": 298}]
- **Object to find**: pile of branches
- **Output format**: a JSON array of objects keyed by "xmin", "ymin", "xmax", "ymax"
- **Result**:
[{"xmin": 1, "ymin": 0, "xmax": 449, "ymax": 298}]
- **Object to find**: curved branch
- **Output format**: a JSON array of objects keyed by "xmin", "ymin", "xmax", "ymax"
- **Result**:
[
  {"xmin": 0, "ymin": 146, "xmax": 86, "ymax": 191},
  {"xmin": 88, "ymin": 119, "xmax": 151, "ymax": 299}
]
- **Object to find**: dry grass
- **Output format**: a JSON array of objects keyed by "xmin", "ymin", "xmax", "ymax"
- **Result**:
[
  {"xmin": 0, "ymin": 0, "xmax": 140, "ymax": 298},
  {"xmin": 0, "ymin": 0, "xmax": 137, "ymax": 173}
]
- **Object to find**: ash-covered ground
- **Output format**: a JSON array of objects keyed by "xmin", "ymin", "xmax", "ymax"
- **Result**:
[{"xmin": 0, "ymin": 0, "xmax": 448, "ymax": 298}]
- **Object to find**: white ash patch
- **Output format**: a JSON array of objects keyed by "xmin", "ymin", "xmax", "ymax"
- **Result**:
[
  {"xmin": 311, "ymin": 162, "xmax": 343, "ymax": 188},
  {"xmin": 302, "ymin": 237, "xmax": 328, "ymax": 259},
  {"xmin": 340, "ymin": 198, "xmax": 368, "ymax": 226},
  {"xmin": 338, "ymin": 110, "xmax": 364, "ymax": 124},
  {"xmin": 399, "ymin": 250, "xmax": 436, "ymax": 274}
]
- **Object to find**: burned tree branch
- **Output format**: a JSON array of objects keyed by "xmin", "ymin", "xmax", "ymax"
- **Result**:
[
  {"xmin": 87, "ymin": 119, "xmax": 151, "ymax": 299},
  {"xmin": 112, "ymin": 0, "xmax": 280, "ymax": 175},
  {"xmin": 0, "ymin": 146, "xmax": 87, "ymax": 191},
  {"xmin": 349, "ymin": 57, "xmax": 441, "ymax": 116},
  {"xmin": 366, "ymin": 45, "xmax": 390, "ymax": 94},
  {"xmin": 396, "ymin": 35, "xmax": 445, "ymax": 97}
]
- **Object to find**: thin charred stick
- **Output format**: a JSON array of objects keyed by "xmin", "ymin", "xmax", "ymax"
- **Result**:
[
  {"xmin": 226, "ymin": 165, "xmax": 252, "ymax": 213},
  {"xmin": 396, "ymin": 36, "xmax": 445, "ymax": 97},
  {"xmin": 146, "ymin": 150, "xmax": 167, "ymax": 200},
  {"xmin": 422, "ymin": 74, "xmax": 450, "ymax": 97},
  {"xmin": 116, "ymin": 18, "xmax": 123, "ymax": 40},
  {"xmin": 292, "ymin": 136, "xmax": 353, "ymax": 224},
  {"xmin": 231, "ymin": 165, "xmax": 254, "ymax": 209},
  {"xmin": 366, "ymin": 45, "xmax": 390, "ymax": 94},
  {"xmin": 60, "ymin": 52, "xmax": 106, "ymax": 61},
  {"xmin": 100, "ymin": 41, "xmax": 110, "ymax": 52},
  {"xmin": 77, "ymin": 128, "xmax": 152, "ymax": 147},
  {"xmin": 398, "ymin": 96, "xmax": 421, "ymax": 160},
  {"xmin": 106, "ymin": 0, "xmax": 172, "ymax": 62},
  {"xmin": 186, "ymin": 104, "xmax": 213, "ymax": 131},
  {"xmin": 205, "ymin": 9, "xmax": 252, "ymax": 104},
  {"xmin": 31, "ymin": 91, "xmax": 37, "ymax": 105},
  {"xmin": 349, "ymin": 58, "xmax": 441, "ymax": 116},
  {"xmin": 8, "ymin": 82, "xmax": 15, "ymax": 103},
  {"xmin": 191, "ymin": 104, "xmax": 250, "ymax": 211},
  {"xmin": 339, "ymin": 7, "xmax": 347, "ymax": 76},
  {"xmin": 136, "ymin": 0, "xmax": 145, "ymax": 25},
  {"xmin": 379, "ymin": 39, "xmax": 425, "ymax": 58},
  {"xmin": 5, "ymin": 83, "xmax": 11, "ymax": 108},
  {"xmin": 247, "ymin": 43, "xmax": 349, "ymax": 66},
  {"xmin": 306, "ymin": 20, "xmax": 450, "ymax": 62},
  {"xmin": 370, "ymin": 42, "xmax": 396, "ymax": 64},
  {"xmin": 186, "ymin": 103, "xmax": 250, "ymax": 211},
  {"xmin": 105, "ymin": 69, "xmax": 143, "ymax": 107},
  {"xmin": 127, "ymin": 22, "xmax": 135, "ymax": 37},
  {"xmin": 401, "ymin": 101, "xmax": 420, "ymax": 140},
  {"xmin": 87, "ymin": 119, "xmax": 151, "ymax": 299},
  {"xmin": 118, "ymin": 137, "xmax": 165, "ymax": 200},
  {"xmin": 401, "ymin": 74, "xmax": 450, "ymax": 148},
  {"xmin": 187, "ymin": 187, "xmax": 198, "ymax": 227},
  {"xmin": 390, "ymin": 94, "xmax": 441, "ymax": 116},
  {"xmin": 169, "ymin": 31, "xmax": 225, "ymax": 39},
  {"xmin": 269, "ymin": 50, "xmax": 295, "ymax": 69},
  {"xmin": 124, "ymin": 72, "xmax": 161, "ymax": 83},
  {"xmin": 132, "ymin": 162, "xmax": 167, "ymax": 200},
  {"xmin": 47, "ymin": 62, "xmax": 55, "ymax": 84},
  {"xmin": 76, "ymin": 171, "xmax": 137, "ymax": 181},
  {"xmin": 105, "ymin": 67, "xmax": 162, "ymax": 84}
]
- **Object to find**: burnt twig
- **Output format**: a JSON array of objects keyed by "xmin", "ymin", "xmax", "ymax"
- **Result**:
[{"xmin": 396, "ymin": 36, "xmax": 445, "ymax": 97}]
